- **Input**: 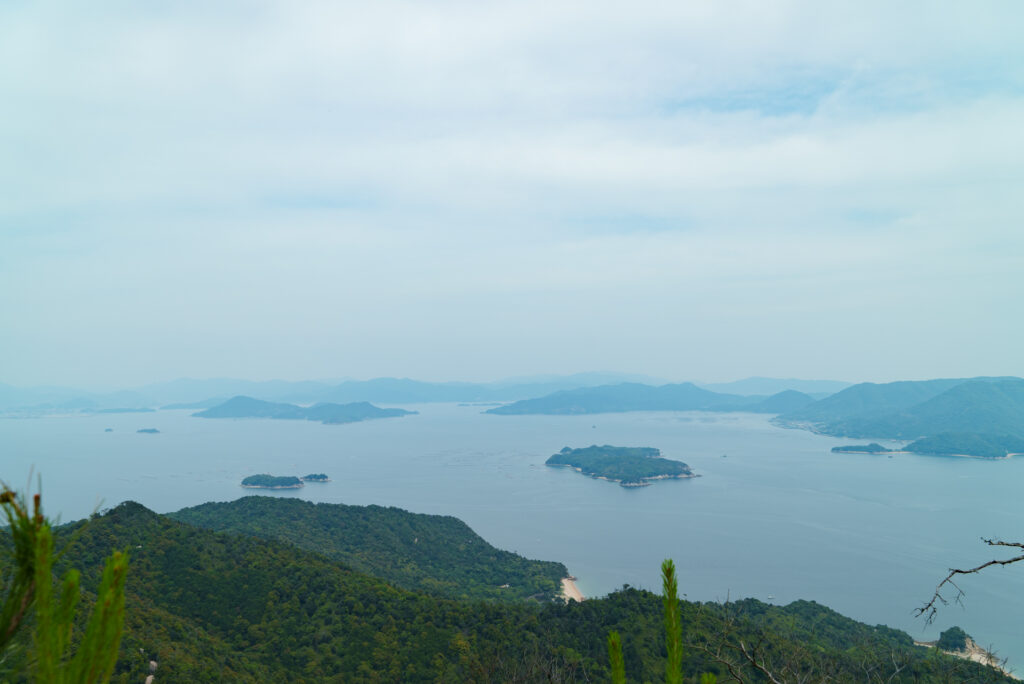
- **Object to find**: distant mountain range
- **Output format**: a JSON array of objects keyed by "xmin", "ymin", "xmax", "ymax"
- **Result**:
[
  {"xmin": 697, "ymin": 377, "xmax": 851, "ymax": 397},
  {"xmin": 0, "ymin": 373, "xmax": 834, "ymax": 411},
  {"xmin": 485, "ymin": 383, "xmax": 816, "ymax": 415},
  {"xmin": 482, "ymin": 376, "xmax": 1024, "ymax": 458},
  {"xmin": 193, "ymin": 396, "xmax": 416, "ymax": 425},
  {"xmin": 772, "ymin": 377, "xmax": 1024, "ymax": 439}
]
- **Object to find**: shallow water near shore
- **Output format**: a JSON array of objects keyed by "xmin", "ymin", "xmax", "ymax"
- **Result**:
[{"xmin": 4, "ymin": 404, "xmax": 1023, "ymax": 671}]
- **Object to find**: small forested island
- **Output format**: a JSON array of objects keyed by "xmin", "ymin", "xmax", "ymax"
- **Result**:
[
  {"xmin": 241, "ymin": 474, "xmax": 303, "ymax": 489},
  {"xmin": 136, "ymin": 428, "xmax": 160, "ymax": 434},
  {"xmin": 546, "ymin": 445, "xmax": 695, "ymax": 487},
  {"xmin": 832, "ymin": 443, "xmax": 894, "ymax": 454},
  {"xmin": 300, "ymin": 473, "xmax": 330, "ymax": 482}
]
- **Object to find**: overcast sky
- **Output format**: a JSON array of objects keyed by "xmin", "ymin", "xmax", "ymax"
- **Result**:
[{"xmin": 2, "ymin": 1, "xmax": 1023, "ymax": 389}]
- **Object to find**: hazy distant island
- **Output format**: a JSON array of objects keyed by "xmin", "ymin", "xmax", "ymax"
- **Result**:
[
  {"xmin": 831, "ymin": 433, "xmax": 1024, "ymax": 459},
  {"xmin": 486, "ymin": 382, "xmax": 815, "ymax": 416},
  {"xmin": 546, "ymin": 445, "xmax": 695, "ymax": 487},
  {"xmin": 193, "ymin": 395, "xmax": 416, "ymax": 425},
  {"xmin": 136, "ymin": 428, "xmax": 160, "ymax": 434},
  {"xmin": 241, "ymin": 474, "xmax": 304, "ymax": 489},
  {"xmin": 831, "ymin": 443, "xmax": 895, "ymax": 454},
  {"xmin": 300, "ymin": 473, "xmax": 330, "ymax": 482}
]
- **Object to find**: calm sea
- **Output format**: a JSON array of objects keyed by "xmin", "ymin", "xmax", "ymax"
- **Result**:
[{"xmin": 4, "ymin": 404, "xmax": 1023, "ymax": 670}]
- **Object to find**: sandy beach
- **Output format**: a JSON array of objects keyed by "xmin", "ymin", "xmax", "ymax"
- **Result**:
[
  {"xmin": 561, "ymin": 577, "xmax": 584, "ymax": 603},
  {"xmin": 914, "ymin": 638, "xmax": 1018, "ymax": 679}
]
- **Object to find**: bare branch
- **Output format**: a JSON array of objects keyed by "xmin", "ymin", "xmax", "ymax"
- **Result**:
[{"xmin": 916, "ymin": 538, "xmax": 1024, "ymax": 623}]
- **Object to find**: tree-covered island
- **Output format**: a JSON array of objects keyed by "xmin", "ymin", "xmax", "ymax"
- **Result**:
[
  {"xmin": 831, "ymin": 443, "xmax": 895, "ymax": 454},
  {"xmin": 300, "ymin": 473, "xmax": 330, "ymax": 482},
  {"xmin": 545, "ymin": 445, "xmax": 695, "ymax": 487},
  {"xmin": 240, "ymin": 474, "xmax": 303, "ymax": 489}
]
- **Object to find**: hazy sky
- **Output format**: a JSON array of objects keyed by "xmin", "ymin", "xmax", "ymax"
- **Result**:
[{"xmin": 3, "ymin": 2, "xmax": 1023, "ymax": 388}]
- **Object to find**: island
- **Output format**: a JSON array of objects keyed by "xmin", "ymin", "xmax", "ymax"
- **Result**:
[
  {"xmin": 300, "ymin": 473, "xmax": 330, "ymax": 482},
  {"xmin": 136, "ymin": 428, "xmax": 160, "ymax": 434},
  {"xmin": 830, "ymin": 434, "xmax": 1024, "ymax": 459},
  {"xmin": 193, "ymin": 396, "xmax": 416, "ymax": 425},
  {"xmin": 545, "ymin": 445, "xmax": 696, "ymax": 487},
  {"xmin": 831, "ymin": 443, "xmax": 894, "ymax": 454},
  {"xmin": 904, "ymin": 432, "xmax": 1024, "ymax": 459},
  {"xmin": 241, "ymin": 474, "xmax": 304, "ymax": 489}
]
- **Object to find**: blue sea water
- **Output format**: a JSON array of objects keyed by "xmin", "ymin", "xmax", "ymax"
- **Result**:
[{"xmin": 3, "ymin": 405, "xmax": 1023, "ymax": 670}]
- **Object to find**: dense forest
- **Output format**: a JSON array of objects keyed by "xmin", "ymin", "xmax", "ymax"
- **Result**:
[
  {"xmin": 170, "ymin": 497, "xmax": 566, "ymax": 603},
  {"xmin": 240, "ymin": 475, "xmax": 304, "ymax": 488},
  {"xmin": 1, "ymin": 498, "xmax": 1011, "ymax": 682},
  {"xmin": 546, "ymin": 445, "xmax": 694, "ymax": 485}
]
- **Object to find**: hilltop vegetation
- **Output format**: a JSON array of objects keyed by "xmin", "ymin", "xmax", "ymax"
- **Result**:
[
  {"xmin": 16, "ymin": 500, "xmax": 1009, "ymax": 683},
  {"xmin": 546, "ymin": 445, "xmax": 694, "ymax": 486},
  {"xmin": 240, "ymin": 474, "xmax": 303, "ymax": 488},
  {"xmin": 171, "ymin": 497, "xmax": 566, "ymax": 603},
  {"xmin": 193, "ymin": 395, "xmax": 416, "ymax": 425}
]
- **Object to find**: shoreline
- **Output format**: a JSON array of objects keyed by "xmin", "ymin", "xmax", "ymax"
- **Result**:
[
  {"xmin": 560, "ymin": 577, "xmax": 584, "ymax": 603},
  {"xmin": 240, "ymin": 484, "xmax": 304, "ymax": 490},
  {"xmin": 914, "ymin": 638, "xmax": 1017, "ymax": 679}
]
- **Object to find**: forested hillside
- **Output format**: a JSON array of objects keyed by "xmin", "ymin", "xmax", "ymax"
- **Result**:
[
  {"xmin": 13, "ymin": 500, "xmax": 1010, "ymax": 683},
  {"xmin": 170, "ymin": 497, "xmax": 566, "ymax": 602}
]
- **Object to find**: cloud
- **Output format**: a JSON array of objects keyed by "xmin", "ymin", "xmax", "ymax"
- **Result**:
[{"xmin": 2, "ymin": 1, "xmax": 1023, "ymax": 385}]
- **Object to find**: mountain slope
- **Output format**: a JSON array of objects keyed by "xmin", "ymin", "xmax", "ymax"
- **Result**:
[
  {"xmin": 485, "ymin": 382, "xmax": 757, "ymax": 415},
  {"xmin": 170, "ymin": 497, "xmax": 567, "ymax": 602},
  {"xmin": 28, "ymin": 500, "xmax": 1012, "ymax": 683},
  {"xmin": 776, "ymin": 377, "xmax": 1024, "ymax": 439}
]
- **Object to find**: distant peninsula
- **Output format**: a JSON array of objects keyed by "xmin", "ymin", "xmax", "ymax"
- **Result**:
[
  {"xmin": 831, "ymin": 433, "xmax": 1024, "ymax": 460},
  {"xmin": 241, "ymin": 474, "xmax": 303, "ymax": 489},
  {"xmin": 193, "ymin": 396, "xmax": 416, "ymax": 425},
  {"xmin": 546, "ymin": 445, "xmax": 695, "ymax": 487},
  {"xmin": 831, "ymin": 443, "xmax": 894, "ymax": 454}
]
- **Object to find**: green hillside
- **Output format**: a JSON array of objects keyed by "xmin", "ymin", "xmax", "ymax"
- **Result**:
[
  {"xmin": 171, "ymin": 497, "xmax": 566, "ymax": 602},
  {"xmin": 775, "ymin": 377, "xmax": 1024, "ymax": 444},
  {"xmin": 10, "ymin": 500, "xmax": 1008, "ymax": 683}
]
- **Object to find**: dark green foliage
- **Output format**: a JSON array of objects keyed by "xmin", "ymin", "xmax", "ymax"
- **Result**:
[
  {"xmin": 240, "ymin": 475, "xmax": 302, "ymax": 488},
  {"xmin": 170, "ymin": 496, "xmax": 567, "ymax": 602},
  {"xmin": 546, "ymin": 445, "xmax": 693, "ymax": 485},
  {"xmin": 831, "ymin": 443, "xmax": 893, "ymax": 453},
  {"xmin": 300, "ymin": 474, "xmax": 329, "ymax": 482},
  {"xmin": 194, "ymin": 395, "xmax": 415, "ymax": 425},
  {"xmin": 906, "ymin": 433, "xmax": 1024, "ymax": 459},
  {"xmin": 662, "ymin": 560, "xmax": 682, "ymax": 684},
  {"xmin": 5, "ymin": 499, "xmax": 1012, "ymax": 683},
  {"xmin": 1, "ymin": 486, "xmax": 128, "ymax": 683},
  {"xmin": 606, "ymin": 631, "xmax": 625, "ymax": 684},
  {"xmin": 937, "ymin": 626, "xmax": 969, "ymax": 652}
]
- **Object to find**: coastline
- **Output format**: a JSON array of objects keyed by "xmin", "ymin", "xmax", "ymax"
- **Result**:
[
  {"xmin": 560, "ymin": 577, "xmax": 584, "ymax": 603},
  {"xmin": 549, "ymin": 463, "xmax": 698, "ymax": 487},
  {"xmin": 914, "ymin": 638, "xmax": 1018, "ymax": 679},
  {"xmin": 240, "ymin": 484, "xmax": 304, "ymax": 489}
]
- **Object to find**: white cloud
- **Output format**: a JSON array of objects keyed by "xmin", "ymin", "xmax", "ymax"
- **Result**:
[{"xmin": 2, "ymin": 1, "xmax": 1023, "ymax": 385}]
